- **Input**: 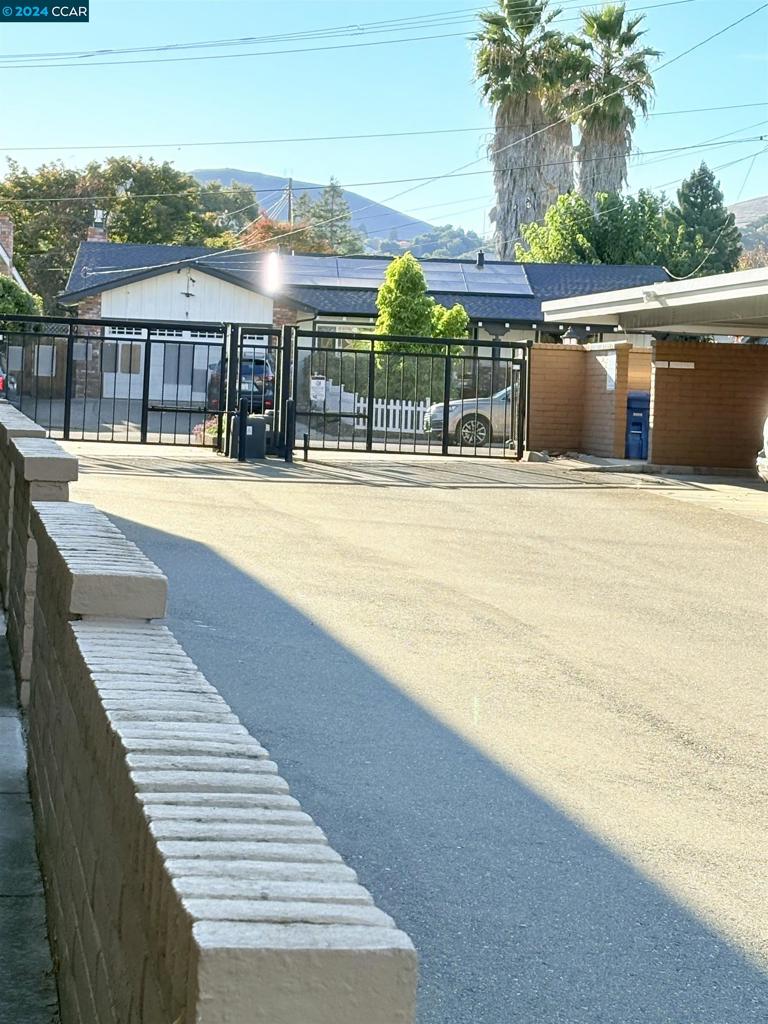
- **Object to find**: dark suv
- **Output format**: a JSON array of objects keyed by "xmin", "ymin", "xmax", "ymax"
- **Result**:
[{"xmin": 207, "ymin": 354, "xmax": 275, "ymax": 413}]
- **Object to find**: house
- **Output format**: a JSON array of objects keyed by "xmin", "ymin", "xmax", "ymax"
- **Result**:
[
  {"xmin": 0, "ymin": 216, "xmax": 29, "ymax": 293},
  {"xmin": 57, "ymin": 239, "xmax": 669, "ymax": 404}
]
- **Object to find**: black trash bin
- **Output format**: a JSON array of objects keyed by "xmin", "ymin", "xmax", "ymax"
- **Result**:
[{"xmin": 230, "ymin": 413, "xmax": 268, "ymax": 459}]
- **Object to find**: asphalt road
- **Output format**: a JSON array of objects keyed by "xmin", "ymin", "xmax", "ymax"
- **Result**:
[{"xmin": 68, "ymin": 447, "xmax": 768, "ymax": 1024}]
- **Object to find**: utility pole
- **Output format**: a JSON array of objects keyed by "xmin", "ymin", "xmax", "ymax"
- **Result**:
[{"xmin": 287, "ymin": 178, "xmax": 293, "ymax": 226}]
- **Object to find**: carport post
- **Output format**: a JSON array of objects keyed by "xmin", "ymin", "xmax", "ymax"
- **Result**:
[{"xmin": 62, "ymin": 321, "xmax": 75, "ymax": 441}]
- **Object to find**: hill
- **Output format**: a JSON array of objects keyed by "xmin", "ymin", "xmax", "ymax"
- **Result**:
[
  {"xmin": 193, "ymin": 168, "xmax": 433, "ymax": 242},
  {"xmin": 729, "ymin": 195, "xmax": 768, "ymax": 229}
]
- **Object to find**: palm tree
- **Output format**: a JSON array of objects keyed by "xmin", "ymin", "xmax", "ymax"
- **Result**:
[
  {"xmin": 568, "ymin": 4, "xmax": 659, "ymax": 204},
  {"xmin": 474, "ymin": 0, "xmax": 575, "ymax": 258}
]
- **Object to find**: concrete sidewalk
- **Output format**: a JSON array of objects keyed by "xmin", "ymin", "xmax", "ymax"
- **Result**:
[{"xmin": 0, "ymin": 631, "xmax": 59, "ymax": 1024}]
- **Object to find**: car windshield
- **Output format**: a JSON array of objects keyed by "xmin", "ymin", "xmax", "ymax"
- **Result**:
[{"xmin": 491, "ymin": 387, "xmax": 511, "ymax": 401}]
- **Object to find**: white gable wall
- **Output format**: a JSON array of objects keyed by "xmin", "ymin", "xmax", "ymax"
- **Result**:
[{"xmin": 101, "ymin": 268, "xmax": 273, "ymax": 324}]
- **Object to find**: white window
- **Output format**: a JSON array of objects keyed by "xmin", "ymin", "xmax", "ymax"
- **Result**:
[
  {"xmin": 35, "ymin": 345, "xmax": 56, "ymax": 378},
  {"xmin": 7, "ymin": 346, "xmax": 23, "ymax": 372},
  {"xmin": 108, "ymin": 326, "xmax": 144, "ymax": 338}
]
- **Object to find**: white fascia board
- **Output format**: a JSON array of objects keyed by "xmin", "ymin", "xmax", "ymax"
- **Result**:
[{"xmin": 542, "ymin": 268, "xmax": 768, "ymax": 325}]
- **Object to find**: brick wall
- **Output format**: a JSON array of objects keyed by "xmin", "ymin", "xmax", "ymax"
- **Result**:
[
  {"xmin": 6, "ymin": 438, "xmax": 77, "ymax": 703},
  {"xmin": 77, "ymin": 294, "xmax": 102, "ymax": 319},
  {"xmin": 0, "ymin": 412, "xmax": 417, "ymax": 1024},
  {"xmin": 581, "ymin": 342, "xmax": 630, "ymax": 459},
  {"xmin": 0, "ymin": 404, "xmax": 46, "ymax": 615},
  {"xmin": 528, "ymin": 341, "xmax": 631, "ymax": 457},
  {"xmin": 528, "ymin": 343, "xmax": 585, "ymax": 452},
  {"xmin": 628, "ymin": 349, "xmax": 652, "ymax": 392},
  {"xmin": 272, "ymin": 301, "xmax": 303, "ymax": 328},
  {"xmin": 650, "ymin": 340, "xmax": 768, "ymax": 469}
]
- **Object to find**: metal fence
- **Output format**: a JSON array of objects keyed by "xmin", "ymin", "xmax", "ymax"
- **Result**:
[
  {"xmin": 0, "ymin": 316, "xmax": 530, "ymax": 460},
  {"xmin": 0, "ymin": 314, "xmax": 285, "ymax": 449},
  {"xmin": 289, "ymin": 328, "xmax": 529, "ymax": 459}
]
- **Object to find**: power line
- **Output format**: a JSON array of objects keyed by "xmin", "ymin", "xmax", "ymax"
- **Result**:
[
  {"xmin": 0, "ymin": 135, "xmax": 763, "ymax": 206},
  {"xmin": 206, "ymin": 3, "xmax": 768, "ymax": 259},
  {"xmin": 0, "ymin": 0, "xmax": 685, "ymax": 64},
  {"xmin": 39, "ymin": 4, "xmax": 768, "ymax": 281},
  {"xmin": 0, "ymin": 0, "xmax": 694, "ymax": 71},
  {"xmin": 4, "ymin": 101, "xmax": 768, "ymax": 155},
  {"xmin": 82, "ymin": 143, "xmax": 768, "ymax": 279}
]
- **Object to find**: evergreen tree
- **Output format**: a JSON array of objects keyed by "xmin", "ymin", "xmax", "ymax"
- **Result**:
[
  {"xmin": 375, "ymin": 253, "xmax": 435, "ymax": 340},
  {"xmin": 669, "ymin": 164, "xmax": 742, "ymax": 276},
  {"xmin": 296, "ymin": 179, "xmax": 363, "ymax": 255}
]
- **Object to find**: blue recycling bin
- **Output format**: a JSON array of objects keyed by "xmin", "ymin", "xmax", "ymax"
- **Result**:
[{"xmin": 625, "ymin": 390, "xmax": 650, "ymax": 460}]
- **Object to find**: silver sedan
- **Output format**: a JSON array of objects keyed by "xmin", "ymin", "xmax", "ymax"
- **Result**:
[{"xmin": 423, "ymin": 386, "xmax": 516, "ymax": 448}]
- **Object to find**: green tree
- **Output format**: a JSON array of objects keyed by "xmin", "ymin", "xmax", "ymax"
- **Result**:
[
  {"xmin": 0, "ymin": 277, "xmax": 42, "ymax": 318},
  {"xmin": 375, "ymin": 253, "xmax": 436, "ymax": 340},
  {"xmin": 568, "ymin": 4, "xmax": 659, "ymax": 204},
  {"xmin": 668, "ymin": 164, "xmax": 742, "ymax": 276},
  {"xmin": 474, "ymin": 0, "xmax": 575, "ymax": 257},
  {"xmin": 294, "ymin": 179, "xmax": 363, "ymax": 255},
  {"xmin": 0, "ymin": 158, "xmax": 255, "ymax": 310},
  {"xmin": 406, "ymin": 224, "xmax": 486, "ymax": 259},
  {"xmin": 432, "ymin": 303, "xmax": 470, "ymax": 339},
  {"xmin": 515, "ymin": 189, "xmax": 707, "ymax": 273},
  {"xmin": 373, "ymin": 253, "xmax": 469, "ymax": 400},
  {"xmin": 0, "ymin": 159, "xmax": 106, "ymax": 311}
]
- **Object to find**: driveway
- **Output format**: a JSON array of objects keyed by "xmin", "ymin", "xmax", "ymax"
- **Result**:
[{"xmin": 66, "ymin": 446, "xmax": 768, "ymax": 1024}]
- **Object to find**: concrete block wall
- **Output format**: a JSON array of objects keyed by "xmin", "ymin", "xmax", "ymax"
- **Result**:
[
  {"xmin": 23, "ymin": 498, "xmax": 416, "ymax": 1023},
  {"xmin": 528, "ymin": 341, "xmax": 630, "ymax": 457},
  {"xmin": 627, "ymin": 348, "xmax": 652, "ymax": 392},
  {"xmin": 581, "ymin": 342, "xmax": 630, "ymax": 459},
  {"xmin": 0, "ymin": 403, "xmax": 46, "ymax": 608},
  {"xmin": 528, "ymin": 343, "xmax": 585, "ymax": 452},
  {"xmin": 650, "ymin": 340, "xmax": 768, "ymax": 469},
  {"xmin": 6, "ymin": 437, "xmax": 77, "ymax": 702}
]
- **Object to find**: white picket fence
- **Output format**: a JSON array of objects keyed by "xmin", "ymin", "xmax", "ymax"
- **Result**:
[
  {"xmin": 354, "ymin": 396, "xmax": 431, "ymax": 434},
  {"xmin": 311, "ymin": 377, "xmax": 431, "ymax": 433}
]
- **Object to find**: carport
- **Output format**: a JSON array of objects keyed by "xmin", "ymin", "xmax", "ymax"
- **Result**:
[{"xmin": 542, "ymin": 268, "xmax": 768, "ymax": 469}]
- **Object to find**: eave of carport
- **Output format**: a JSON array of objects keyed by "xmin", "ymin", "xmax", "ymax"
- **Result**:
[{"xmin": 541, "ymin": 267, "xmax": 768, "ymax": 336}]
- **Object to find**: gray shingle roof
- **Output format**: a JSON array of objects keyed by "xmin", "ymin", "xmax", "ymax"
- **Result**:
[{"xmin": 60, "ymin": 242, "xmax": 670, "ymax": 325}]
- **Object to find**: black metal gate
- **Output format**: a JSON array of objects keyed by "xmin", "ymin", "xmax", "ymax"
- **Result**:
[
  {"xmin": 0, "ymin": 314, "xmax": 286, "ymax": 449},
  {"xmin": 287, "ymin": 327, "xmax": 529, "ymax": 459},
  {"xmin": 0, "ymin": 315, "xmax": 529, "ymax": 459}
]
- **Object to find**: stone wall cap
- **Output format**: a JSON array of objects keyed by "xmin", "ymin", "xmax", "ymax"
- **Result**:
[
  {"xmin": 11, "ymin": 437, "xmax": 79, "ymax": 481},
  {"xmin": 193, "ymin": 921, "xmax": 416, "ymax": 952},
  {"xmin": 32, "ymin": 500, "xmax": 167, "ymax": 618}
]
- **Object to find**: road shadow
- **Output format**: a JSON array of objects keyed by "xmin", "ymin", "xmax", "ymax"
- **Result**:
[
  {"xmin": 109, "ymin": 512, "xmax": 768, "ymax": 1024},
  {"xmin": 74, "ymin": 449, "xmax": 677, "ymax": 493}
]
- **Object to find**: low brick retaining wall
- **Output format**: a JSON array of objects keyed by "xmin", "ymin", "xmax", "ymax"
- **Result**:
[
  {"xmin": 0, "ymin": 405, "xmax": 46, "ymax": 611},
  {"xmin": 0, "ymin": 403, "xmax": 416, "ymax": 1023},
  {"xmin": 6, "ymin": 438, "xmax": 77, "ymax": 703}
]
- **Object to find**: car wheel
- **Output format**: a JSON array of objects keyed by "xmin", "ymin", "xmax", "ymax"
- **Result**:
[{"xmin": 457, "ymin": 415, "xmax": 491, "ymax": 448}]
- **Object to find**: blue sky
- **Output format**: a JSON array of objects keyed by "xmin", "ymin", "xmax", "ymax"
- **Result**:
[{"xmin": 1, "ymin": 0, "xmax": 767, "ymax": 235}]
